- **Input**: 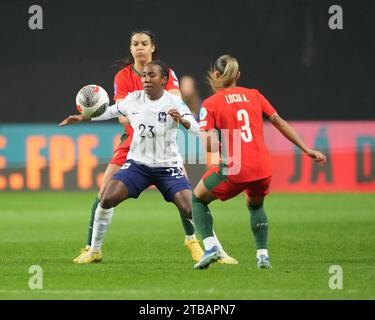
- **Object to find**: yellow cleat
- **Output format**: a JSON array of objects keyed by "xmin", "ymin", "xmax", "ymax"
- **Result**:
[
  {"xmin": 218, "ymin": 254, "xmax": 239, "ymax": 265},
  {"xmin": 73, "ymin": 245, "xmax": 90, "ymax": 263},
  {"xmin": 184, "ymin": 239, "xmax": 204, "ymax": 262},
  {"xmin": 76, "ymin": 249, "xmax": 103, "ymax": 264}
]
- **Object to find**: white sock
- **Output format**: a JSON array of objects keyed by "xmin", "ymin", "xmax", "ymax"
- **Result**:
[
  {"xmin": 257, "ymin": 249, "xmax": 268, "ymax": 258},
  {"xmin": 212, "ymin": 230, "xmax": 224, "ymax": 253},
  {"xmin": 185, "ymin": 234, "xmax": 196, "ymax": 241},
  {"xmin": 90, "ymin": 204, "xmax": 114, "ymax": 251},
  {"xmin": 203, "ymin": 236, "xmax": 220, "ymax": 251}
]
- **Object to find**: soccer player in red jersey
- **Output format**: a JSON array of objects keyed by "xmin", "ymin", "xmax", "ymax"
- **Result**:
[
  {"xmin": 193, "ymin": 55, "xmax": 326, "ymax": 270},
  {"xmin": 73, "ymin": 31, "xmax": 205, "ymax": 263}
]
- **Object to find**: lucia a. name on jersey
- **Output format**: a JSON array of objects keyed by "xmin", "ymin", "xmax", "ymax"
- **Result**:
[{"xmin": 225, "ymin": 93, "xmax": 249, "ymax": 104}]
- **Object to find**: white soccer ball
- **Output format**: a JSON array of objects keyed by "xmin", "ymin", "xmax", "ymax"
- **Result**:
[{"xmin": 75, "ymin": 84, "xmax": 109, "ymax": 118}]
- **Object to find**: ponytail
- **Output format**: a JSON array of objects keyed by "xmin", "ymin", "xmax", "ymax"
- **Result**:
[{"xmin": 207, "ymin": 55, "xmax": 239, "ymax": 92}]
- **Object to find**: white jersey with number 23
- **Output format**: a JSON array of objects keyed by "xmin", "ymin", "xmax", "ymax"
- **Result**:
[{"xmin": 92, "ymin": 90, "xmax": 199, "ymax": 167}]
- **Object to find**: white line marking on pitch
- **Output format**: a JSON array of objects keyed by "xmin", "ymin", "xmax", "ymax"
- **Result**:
[{"xmin": 0, "ymin": 289, "xmax": 361, "ymax": 294}]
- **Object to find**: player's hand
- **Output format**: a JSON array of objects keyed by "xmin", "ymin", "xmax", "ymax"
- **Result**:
[
  {"xmin": 306, "ymin": 148, "xmax": 327, "ymax": 163},
  {"xmin": 59, "ymin": 114, "xmax": 86, "ymax": 127},
  {"xmin": 168, "ymin": 108, "xmax": 191, "ymax": 130},
  {"xmin": 168, "ymin": 108, "xmax": 182, "ymax": 122}
]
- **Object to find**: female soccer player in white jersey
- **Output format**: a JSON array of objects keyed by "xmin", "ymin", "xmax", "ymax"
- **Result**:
[
  {"xmin": 60, "ymin": 61, "xmax": 237, "ymax": 264},
  {"xmin": 73, "ymin": 30, "xmax": 205, "ymax": 264}
]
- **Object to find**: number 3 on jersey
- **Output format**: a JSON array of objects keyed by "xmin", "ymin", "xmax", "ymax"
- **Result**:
[{"xmin": 237, "ymin": 109, "xmax": 253, "ymax": 142}]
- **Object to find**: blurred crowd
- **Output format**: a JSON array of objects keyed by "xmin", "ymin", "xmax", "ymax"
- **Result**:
[
  {"xmin": 180, "ymin": 75, "xmax": 220, "ymax": 168},
  {"xmin": 180, "ymin": 75, "xmax": 202, "ymax": 121}
]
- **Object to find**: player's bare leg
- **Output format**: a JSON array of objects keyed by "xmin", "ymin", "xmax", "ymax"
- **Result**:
[
  {"xmin": 73, "ymin": 163, "xmax": 120, "ymax": 263},
  {"xmin": 173, "ymin": 168, "xmax": 202, "ymax": 255},
  {"xmin": 245, "ymin": 194, "xmax": 271, "ymax": 269},
  {"xmin": 172, "ymin": 189, "xmax": 193, "ymax": 218},
  {"xmin": 177, "ymin": 166, "xmax": 205, "ymax": 256},
  {"xmin": 172, "ymin": 189, "xmax": 204, "ymax": 262},
  {"xmin": 98, "ymin": 164, "xmax": 122, "ymax": 199},
  {"xmin": 76, "ymin": 180, "xmax": 129, "ymax": 264},
  {"xmin": 100, "ymin": 179, "xmax": 130, "ymax": 209},
  {"xmin": 192, "ymin": 180, "xmax": 238, "ymax": 269}
]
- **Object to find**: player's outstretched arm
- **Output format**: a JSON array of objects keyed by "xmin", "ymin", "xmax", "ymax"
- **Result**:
[
  {"xmin": 269, "ymin": 113, "xmax": 326, "ymax": 163},
  {"xmin": 59, "ymin": 102, "xmax": 125, "ymax": 127},
  {"xmin": 90, "ymin": 103, "xmax": 124, "ymax": 122},
  {"xmin": 114, "ymin": 98, "xmax": 131, "ymax": 125},
  {"xmin": 59, "ymin": 114, "xmax": 88, "ymax": 127}
]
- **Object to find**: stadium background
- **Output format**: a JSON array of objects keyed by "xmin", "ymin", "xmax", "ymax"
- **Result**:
[
  {"xmin": 0, "ymin": 0, "xmax": 374, "ymax": 192},
  {"xmin": 1, "ymin": 0, "xmax": 375, "ymax": 302}
]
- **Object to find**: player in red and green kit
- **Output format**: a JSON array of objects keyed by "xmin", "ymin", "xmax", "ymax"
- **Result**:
[
  {"xmin": 193, "ymin": 55, "xmax": 326, "ymax": 269},
  {"xmin": 73, "ymin": 31, "xmax": 206, "ymax": 263}
]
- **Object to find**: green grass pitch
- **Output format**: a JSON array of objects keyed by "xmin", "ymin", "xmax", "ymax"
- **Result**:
[{"xmin": 0, "ymin": 191, "xmax": 374, "ymax": 300}]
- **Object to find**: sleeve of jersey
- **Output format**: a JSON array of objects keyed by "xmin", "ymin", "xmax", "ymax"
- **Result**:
[
  {"xmin": 183, "ymin": 114, "xmax": 199, "ymax": 135},
  {"xmin": 113, "ymin": 71, "xmax": 130, "ymax": 101},
  {"xmin": 176, "ymin": 99, "xmax": 199, "ymax": 135},
  {"xmin": 91, "ymin": 97, "xmax": 129, "ymax": 121},
  {"xmin": 165, "ymin": 68, "xmax": 180, "ymax": 91},
  {"xmin": 258, "ymin": 90, "xmax": 277, "ymax": 117},
  {"xmin": 198, "ymin": 102, "xmax": 215, "ymax": 131}
]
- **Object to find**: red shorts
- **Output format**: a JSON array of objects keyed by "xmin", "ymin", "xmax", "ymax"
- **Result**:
[
  {"xmin": 202, "ymin": 166, "xmax": 271, "ymax": 201},
  {"xmin": 110, "ymin": 125, "xmax": 133, "ymax": 166},
  {"xmin": 110, "ymin": 139, "xmax": 131, "ymax": 166}
]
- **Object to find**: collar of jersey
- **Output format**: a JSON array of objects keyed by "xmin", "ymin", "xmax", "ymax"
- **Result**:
[
  {"xmin": 145, "ymin": 90, "xmax": 166, "ymax": 103},
  {"xmin": 131, "ymin": 64, "xmax": 142, "ymax": 77}
]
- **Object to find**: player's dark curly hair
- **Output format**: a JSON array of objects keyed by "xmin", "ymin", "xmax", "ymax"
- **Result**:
[
  {"xmin": 116, "ymin": 30, "xmax": 159, "ymax": 69},
  {"xmin": 147, "ymin": 60, "xmax": 170, "ymax": 85}
]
